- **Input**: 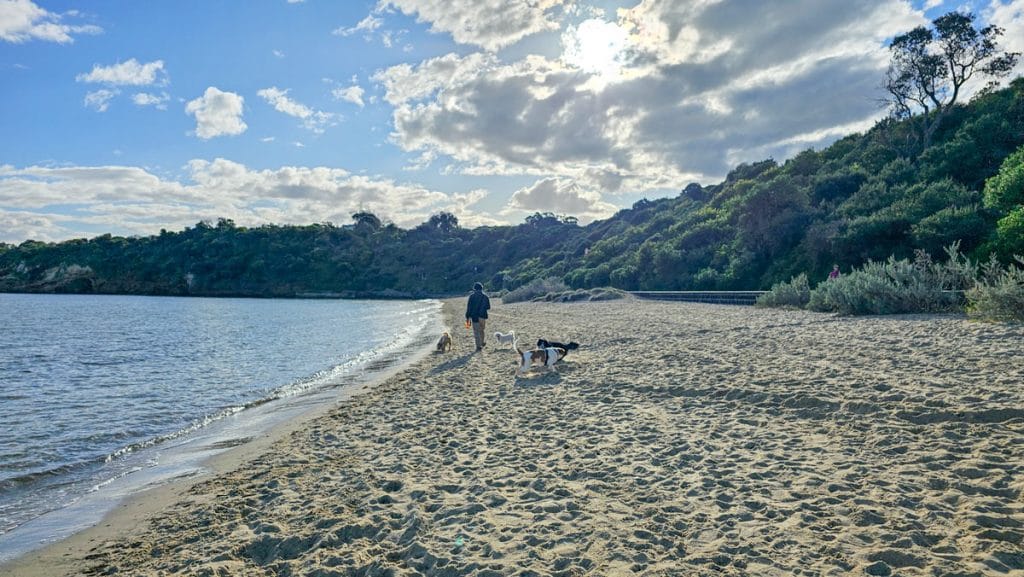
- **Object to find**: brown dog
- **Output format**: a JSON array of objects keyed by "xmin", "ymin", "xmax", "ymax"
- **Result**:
[{"xmin": 436, "ymin": 331, "xmax": 453, "ymax": 353}]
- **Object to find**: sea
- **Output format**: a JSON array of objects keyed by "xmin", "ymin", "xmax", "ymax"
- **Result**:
[{"xmin": 0, "ymin": 293, "xmax": 442, "ymax": 562}]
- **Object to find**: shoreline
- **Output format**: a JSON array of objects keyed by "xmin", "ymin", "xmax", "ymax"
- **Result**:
[
  {"xmin": 0, "ymin": 301, "xmax": 444, "ymax": 575},
  {"xmin": 4, "ymin": 298, "xmax": 1023, "ymax": 576}
]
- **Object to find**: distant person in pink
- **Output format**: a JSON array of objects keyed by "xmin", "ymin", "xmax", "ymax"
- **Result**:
[{"xmin": 828, "ymin": 264, "xmax": 841, "ymax": 280}]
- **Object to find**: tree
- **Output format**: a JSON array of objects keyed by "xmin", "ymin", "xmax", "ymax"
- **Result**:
[
  {"xmin": 681, "ymin": 182, "xmax": 707, "ymax": 201},
  {"xmin": 885, "ymin": 11, "xmax": 1019, "ymax": 150},
  {"xmin": 351, "ymin": 211, "xmax": 382, "ymax": 230},
  {"xmin": 425, "ymin": 211, "xmax": 459, "ymax": 234},
  {"xmin": 983, "ymin": 144, "xmax": 1024, "ymax": 213}
]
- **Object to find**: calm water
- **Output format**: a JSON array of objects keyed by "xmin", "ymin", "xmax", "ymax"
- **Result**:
[{"xmin": 0, "ymin": 293, "xmax": 440, "ymax": 559}]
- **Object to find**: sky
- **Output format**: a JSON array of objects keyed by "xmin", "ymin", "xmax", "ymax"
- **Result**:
[{"xmin": 1, "ymin": 0, "xmax": 1022, "ymax": 244}]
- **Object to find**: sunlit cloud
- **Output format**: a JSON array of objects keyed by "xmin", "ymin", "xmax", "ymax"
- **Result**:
[
  {"xmin": 0, "ymin": 0, "xmax": 102, "ymax": 44},
  {"xmin": 986, "ymin": 0, "xmax": 1024, "ymax": 80},
  {"xmin": 376, "ymin": 0, "xmax": 569, "ymax": 51},
  {"xmin": 333, "ymin": 14, "xmax": 383, "ymax": 37},
  {"xmin": 76, "ymin": 59, "xmax": 168, "ymax": 86},
  {"xmin": 185, "ymin": 87, "xmax": 247, "ymax": 139},
  {"xmin": 0, "ymin": 159, "xmax": 495, "ymax": 242},
  {"xmin": 258, "ymin": 86, "xmax": 337, "ymax": 133},
  {"xmin": 332, "ymin": 85, "xmax": 365, "ymax": 107},
  {"xmin": 132, "ymin": 91, "xmax": 170, "ymax": 110},
  {"xmin": 377, "ymin": 0, "xmax": 932, "ymax": 192},
  {"xmin": 562, "ymin": 18, "xmax": 631, "ymax": 84},
  {"xmin": 507, "ymin": 177, "xmax": 618, "ymax": 223},
  {"xmin": 84, "ymin": 89, "xmax": 118, "ymax": 112}
]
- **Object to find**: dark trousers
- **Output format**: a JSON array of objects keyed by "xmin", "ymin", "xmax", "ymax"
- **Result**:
[{"xmin": 472, "ymin": 318, "xmax": 486, "ymax": 350}]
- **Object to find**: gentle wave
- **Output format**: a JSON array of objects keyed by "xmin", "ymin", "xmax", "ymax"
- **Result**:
[
  {"xmin": 0, "ymin": 461, "xmax": 95, "ymax": 493},
  {"xmin": 101, "ymin": 300, "xmax": 440, "ymax": 462},
  {"xmin": 0, "ymin": 295, "xmax": 442, "ymax": 552}
]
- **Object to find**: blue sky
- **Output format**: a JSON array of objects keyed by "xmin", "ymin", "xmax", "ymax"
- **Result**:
[{"xmin": 1, "ymin": 0, "xmax": 1021, "ymax": 243}]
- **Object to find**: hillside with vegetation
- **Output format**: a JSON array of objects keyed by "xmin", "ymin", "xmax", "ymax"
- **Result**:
[
  {"xmin": 2, "ymin": 77, "xmax": 1022, "ymax": 299},
  {"xmin": 528, "ymin": 76, "xmax": 1024, "ymax": 291}
]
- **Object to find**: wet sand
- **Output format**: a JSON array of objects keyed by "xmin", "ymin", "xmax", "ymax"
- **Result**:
[{"xmin": 3, "ymin": 298, "xmax": 1023, "ymax": 576}]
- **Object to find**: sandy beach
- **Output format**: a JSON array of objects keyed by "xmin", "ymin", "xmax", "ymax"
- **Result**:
[{"xmin": 4, "ymin": 297, "xmax": 1023, "ymax": 576}]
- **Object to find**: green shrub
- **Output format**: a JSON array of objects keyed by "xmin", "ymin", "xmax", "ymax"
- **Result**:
[
  {"xmin": 588, "ymin": 287, "xmax": 628, "ymax": 301},
  {"xmin": 966, "ymin": 256, "xmax": 1024, "ymax": 322},
  {"xmin": 808, "ymin": 267, "xmax": 906, "ymax": 314},
  {"xmin": 991, "ymin": 206, "xmax": 1024, "ymax": 260},
  {"xmin": 535, "ymin": 289, "xmax": 590, "ymax": 302},
  {"xmin": 502, "ymin": 277, "xmax": 569, "ymax": 303},
  {"xmin": 806, "ymin": 246, "xmax": 969, "ymax": 315},
  {"xmin": 533, "ymin": 287, "xmax": 628, "ymax": 302},
  {"xmin": 756, "ymin": 273, "xmax": 810, "ymax": 309},
  {"xmin": 982, "ymin": 144, "xmax": 1024, "ymax": 213}
]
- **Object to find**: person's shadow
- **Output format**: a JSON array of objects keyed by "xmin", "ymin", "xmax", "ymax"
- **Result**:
[{"xmin": 429, "ymin": 352, "xmax": 474, "ymax": 374}]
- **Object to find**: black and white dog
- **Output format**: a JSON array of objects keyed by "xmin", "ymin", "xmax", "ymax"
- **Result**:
[
  {"xmin": 515, "ymin": 344, "xmax": 568, "ymax": 375},
  {"xmin": 536, "ymin": 338, "xmax": 579, "ymax": 354}
]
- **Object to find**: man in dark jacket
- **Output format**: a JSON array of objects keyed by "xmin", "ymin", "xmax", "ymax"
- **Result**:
[{"xmin": 465, "ymin": 282, "xmax": 491, "ymax": 351}]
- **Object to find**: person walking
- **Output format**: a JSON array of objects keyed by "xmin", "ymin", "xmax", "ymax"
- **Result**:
[{"xmin": 465, "ymin": 282, "xmax": 491, "ymax": 351}]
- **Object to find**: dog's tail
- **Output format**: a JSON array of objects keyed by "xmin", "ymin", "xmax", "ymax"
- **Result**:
[{"xmin": 566, "ymin": 341, "xmax": 580, "ymax": 350}]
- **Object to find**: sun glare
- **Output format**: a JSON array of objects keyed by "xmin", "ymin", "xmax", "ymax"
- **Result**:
[{"xmin": 562, "ymin": 18, "xmax": 629, "ymax": 83}]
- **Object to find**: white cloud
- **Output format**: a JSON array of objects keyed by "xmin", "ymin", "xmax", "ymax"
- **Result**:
[
  {"xmin": 0, "ymin": 159, "xmax": 485, "ymax": 242},
  {"xmin": 332, "ymin": 85, "xmax": 365, "ymax": 107},
  {"xmin": 84, "ymin": 89, "xmax": 118, "ymax": 112},
  {"xmin": 257, "ymin": 87, "xmax": 312, "ymax": 117},
  {"xmin": 76, "ymin": 59, "xmax": 167, "ymax": 86},
  {"xmin": 373, "ymin": 51, "xmax": 494, "ymax": 106},
  {"xmin": 132, "ymin": 91, "xmax": 170, "ymax": 109},
  {"xmin": 446, "ymin": 188, "xmax": 506, "ymax": 228},
  {"xmin": 273, "ymin": 49, "xmax": 285, "ymax": 58},
  {"xmin": 185, "ymin": 87, "xmax": 247, "ymax": 139},
  {"xmin": 562, "ymin": 18, "xmax": 630, "ymax": 77},
  {"xmin": 287, "ymin": 0, "xmax": 305, "ymax": 3},
  {"xmin": 507, "ymin": 177, "xmax": 618, "ymax": 222},
  {"xmin": 376, "ymin": 0, "xmax": 933, "ymax": 190},
  {"xmin": 0, "ymin": 209, "xmax": 70, "ymax": 243},
  {"xmin": 0, "ymin": 164, "xmax": 193, "ymax": 208},
  {"xmin": 987, "ymin": 0, "xmax": 1024, "ymax": 80},
  {"xmin": 377, "ymin": 0, "xmax": 569, "ymax": 51},
  {"xmin": 257, "ymin": 86, "xmax": 337, "ymax": 133},
  {"xmin": 333, "ymin": 14, "xmax": 383, "ymax": 37},
  {"xmin": 0, "ymin": 0, "xmax": 101, "ymax": 44}
]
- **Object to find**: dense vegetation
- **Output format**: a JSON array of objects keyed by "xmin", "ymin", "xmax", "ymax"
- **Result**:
[
  {"xmin": 2, "ymin": 78, "xmax": 1023, "ymax": 299},
  {"xmin": 757, "ymin": 243, "xmax": 1024, "ymax": 322}
]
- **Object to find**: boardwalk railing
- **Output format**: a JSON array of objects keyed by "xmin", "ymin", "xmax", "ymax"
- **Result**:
[{"xmin": 630, "ymin": 291, "xmax": 767, "ymax": 306}]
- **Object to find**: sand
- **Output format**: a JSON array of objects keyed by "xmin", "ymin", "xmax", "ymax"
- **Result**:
[{"xmin": 3, "ymin": 298, "xmax": 1023, "ymax": 576}]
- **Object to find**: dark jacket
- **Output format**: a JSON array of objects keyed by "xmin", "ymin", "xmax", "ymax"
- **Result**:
[{"xmin": 466, "ymin": 289, "xmax": 490, "ymax": 321}]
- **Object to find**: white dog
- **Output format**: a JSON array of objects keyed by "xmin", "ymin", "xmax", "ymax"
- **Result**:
[{"xmin": 494, "ymin": 330, "xmax": 517, "ymax": 349}]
